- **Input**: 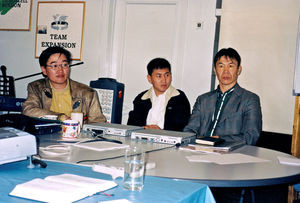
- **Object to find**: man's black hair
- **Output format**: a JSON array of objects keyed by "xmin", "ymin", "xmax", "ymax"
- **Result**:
[
  {"xmin": 147, "ymin": 58, "xmax": 171, "ymax": 75},
  {"xmin": 39, "ymin": 46, "xmax": 72, "ymax": 67},
  {"xmin": 213, "ymin": 47, "xmax": 241, "ymax": 67}
]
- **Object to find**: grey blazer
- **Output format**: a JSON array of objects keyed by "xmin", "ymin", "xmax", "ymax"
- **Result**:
[{"xmin": 183, "ymin": 84, "xmax": 262, "ymax": 145}]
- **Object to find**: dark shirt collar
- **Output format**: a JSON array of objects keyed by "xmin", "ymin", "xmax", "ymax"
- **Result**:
[{"xmin": 216, "ymin": 83, "xmax": 237, "ymax": 97}]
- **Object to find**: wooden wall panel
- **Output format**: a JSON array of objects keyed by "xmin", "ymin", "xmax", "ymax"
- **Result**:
[{"xmin": 292, "ymin": 96, "xmax": 300, "ymax": 157}]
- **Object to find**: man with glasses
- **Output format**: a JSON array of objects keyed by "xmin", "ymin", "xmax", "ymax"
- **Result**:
[{"xmin": 22, "ymin": 46, "xmax": 106, "ymax": 123}]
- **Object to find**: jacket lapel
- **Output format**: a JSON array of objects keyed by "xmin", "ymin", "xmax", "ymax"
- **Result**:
[
  {"xmin": 217, "ymin": 84, "xmax": 242, "ymax": 124},
  {"xmin": 41, "ymin": 78, "xmax": 53, "ymax": 110},
  {"xmin": 205, "ymin": 92, "xmax": 218, "ymax": 122},
  {"xmin": 69, "ymin": 79, "xmax": 83, "ymax": 111}
]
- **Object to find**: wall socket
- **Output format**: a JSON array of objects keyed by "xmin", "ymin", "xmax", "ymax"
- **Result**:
[{"xmin": 196, "ymin": 21, "xmax": 204, "ymax": 30}]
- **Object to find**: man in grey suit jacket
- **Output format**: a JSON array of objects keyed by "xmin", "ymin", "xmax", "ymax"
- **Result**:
[{"xmin": 184, "ymin": 48, "xmax": 262, "ymax": 145}]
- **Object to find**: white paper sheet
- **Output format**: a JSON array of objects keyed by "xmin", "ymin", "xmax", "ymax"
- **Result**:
[
  {"xmin": 73, "ymin": 141, "xmax": 129, "ymax": 152},
  {"xmin": 9, "ymin": 174, "xmax": 118, "ymax": 203},
  {"xmin": 99, "ymin": 199, "xmax": 132, "ymax": 203},
  {"xmin": 186, "ymin": 153, "xmax": 270, "ymax": 165},
  {"xmin": 93, "ymin": 164, "xmax": 124, "ymax": 179},
  {"xmin": 277, "ymin": 156, "xmax": 300, "ymax": 166}
]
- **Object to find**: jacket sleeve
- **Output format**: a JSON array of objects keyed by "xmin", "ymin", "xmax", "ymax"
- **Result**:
[
  {"xmin": 127, "ymin": 94, "xmax": 149, "ymax": 127},
  {"xmin": 170, "ymin": 91, "xmax": 191, "ymax": 131},
  {"xmin": 86, "ymin": 90, "xmax": 107, "ymax": 123},
  {"xmin": 22, "ymin": 83, "xmax": 59, "ymax": 118},
  {"xmin": 183, "ymin": 96, "xmax": 202, "ymax": 134},
  {"xmin": 180, "ymin": 92, "xmax": 191, "ymax": 130},
  {"xmin": 238, "ymin": 94, "xmax": 262, "ymax": 145}
]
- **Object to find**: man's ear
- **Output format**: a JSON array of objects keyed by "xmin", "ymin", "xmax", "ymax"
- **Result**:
[
  {"xmin": 41, "ymin": 66, "xmax": 47, "ymax": 76},
  {"xmin": 213, "ymin": 67, "xmax": 216, "ymax": 75},
  {"xmin": 238, "ymin": 66, "xmax": 242, "ymax": 75},
  {"xmin": 147, "ymin": 75, "xmax": 152, "ymax": 84}
]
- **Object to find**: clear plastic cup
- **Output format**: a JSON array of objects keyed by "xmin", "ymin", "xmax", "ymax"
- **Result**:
[{"xmin": 122, "ymin": 147, "xmax": 145, "ymax": 191}]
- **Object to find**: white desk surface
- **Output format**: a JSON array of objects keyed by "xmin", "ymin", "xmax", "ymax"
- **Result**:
[{"xmin": 38, "ymin": 133, "xmax": 300, "ymax": 188}]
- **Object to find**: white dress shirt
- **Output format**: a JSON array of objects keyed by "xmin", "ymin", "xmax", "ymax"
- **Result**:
[{"xmin": 146, "ymin": 88, "xmax": 168, "ymax": 129}]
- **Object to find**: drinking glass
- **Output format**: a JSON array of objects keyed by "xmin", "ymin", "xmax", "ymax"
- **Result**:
[{"xmin": 122, "ymin": 147, "xmax": 145, "ymax": 191}]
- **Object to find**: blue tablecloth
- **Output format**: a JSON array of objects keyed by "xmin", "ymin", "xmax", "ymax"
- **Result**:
[{"xmin": 0, "ymin": 160, "xmax": 215, "ymax": 203}]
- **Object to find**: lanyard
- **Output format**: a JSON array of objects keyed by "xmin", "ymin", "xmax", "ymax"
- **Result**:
[{"xmin": 209, "ymin": 88, "xmax": 234, "ymax": 137}]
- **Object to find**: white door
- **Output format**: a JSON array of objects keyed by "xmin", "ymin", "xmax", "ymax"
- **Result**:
[{"xmin": 100, "ymin": 0, "xmax": 217, "ymax": 124}]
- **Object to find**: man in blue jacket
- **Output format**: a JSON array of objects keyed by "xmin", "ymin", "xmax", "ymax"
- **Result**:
[
  {"xmin": 184, "ymin": 48, "xmax": 262, "ymax": 145},
  {"xmin": 127, "ymin": 58, "xmax": 190, "ymax": 131}
]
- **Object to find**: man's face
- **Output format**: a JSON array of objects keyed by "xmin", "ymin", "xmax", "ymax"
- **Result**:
[
  {"xmin": 41, "ymin": 53, "xmax": 70, "ymax": 89},
  {"xmin": 147, "ymin": 68, "xmax": 172, "ymax": 96},
  {"xmin": 214, "ymin": 56, "xmax": 242, "ymax": 91}
]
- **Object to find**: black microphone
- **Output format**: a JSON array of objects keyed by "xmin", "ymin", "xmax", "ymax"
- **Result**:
[
  {"xmin": 1, "ymin": 65, "xmax": 7, "ymax": 77},
  {"xmin": 32, "ymin": 158, "xmax": 47, "ymax": 168}
]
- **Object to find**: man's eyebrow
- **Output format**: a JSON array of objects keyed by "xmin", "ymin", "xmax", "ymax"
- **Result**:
[{"xmin": 49, "ymin": 60, "xmax": 68, "ymax": 64}]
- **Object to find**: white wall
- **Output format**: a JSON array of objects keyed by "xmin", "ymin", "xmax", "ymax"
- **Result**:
[
  {"xmin": 0, "ymin": 0, "xmax": 216, "ymax": 123},
  {"xmin": 219, "ymin": 0, "xmax": 300, "ymax": 134},
  {"xmin": 181, "ymin": 0, "xmax": 217, "ymax": 105}
]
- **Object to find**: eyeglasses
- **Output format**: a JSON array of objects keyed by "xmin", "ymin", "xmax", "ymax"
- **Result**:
[{"xmin": 46, "ymin": 63, "xmax": 69, "ymax": 70}]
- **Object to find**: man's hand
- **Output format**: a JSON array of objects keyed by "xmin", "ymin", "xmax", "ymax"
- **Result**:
[
  {"xmin": 59, "ymin": 114, "xmax": 70, "ymax": 121},
  {"xmin": 144, "ymin": 125, "xmax": 161, "ymax": 130}
]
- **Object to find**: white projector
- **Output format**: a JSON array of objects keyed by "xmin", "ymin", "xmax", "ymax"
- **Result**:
[
  {"xmin": 0, "ymin": 127, "xmax": 37, "ymax": 165},
  {"xmin": 83, "ymin": 122, "xmax": 143, "ymax": 137},
  {"xmin": 131, "ymin": 129, "xmax": 196, "ymax": 145}
]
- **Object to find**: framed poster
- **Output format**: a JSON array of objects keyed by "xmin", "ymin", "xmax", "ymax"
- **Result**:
[
  {"xmin": 35, "ymin": 1, "xmax": 85, "ymax": 60},
  {"xmin": 0, "ymin": 0, "xmax": 32, "ymax": 31}
]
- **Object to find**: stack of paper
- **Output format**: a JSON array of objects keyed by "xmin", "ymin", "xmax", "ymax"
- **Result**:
[
  {"xmin": 180, "ymin": 140, "xmax": 245, "ymax": 154},
  {"xmin": 10, "ymin": 174, "xmax": 117, "ymax": 203},
  {"xmin": 186, "ymin": 153, "xmax": 270, "ymax": 165}
]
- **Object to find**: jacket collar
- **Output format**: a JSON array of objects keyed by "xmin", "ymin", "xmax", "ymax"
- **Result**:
[
  {"xmin": 43, "ymin": 77, "xmax": 75, "ymax": 99},
  {"xmin": 44, "ymin": 77, "xmax": 71, "ymax": 90},
  {"xmin": 206, "ymin": 83, "xmax": 242, "ymax": 122},
  {"xmin": 44, "ymin": 77, "xmax": 52, "ymax": 89},
  {"xmin": 141, "ymin": 85, "xmax": 180, "ymax": 102}
]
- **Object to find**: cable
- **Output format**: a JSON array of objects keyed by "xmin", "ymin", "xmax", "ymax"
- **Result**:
[
  {"xmin": 84, "ymin": 130, "xmax": 123, "ymax": 144},
  {"xmin": 76, "ymin": 143, "xmax": 178, "ymax": 164},
  {"xmin": 39, "ymin": 145, "xmax": 71, "ymax": 156},
  {"xmin": 92, "ymin": 135, "xmax": 122, "ymax": 144},
  {"xmin": 14, "ymin": 62, "xmax": 84, "ymax": 81}
]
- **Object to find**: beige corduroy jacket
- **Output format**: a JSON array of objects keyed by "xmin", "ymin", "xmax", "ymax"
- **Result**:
[{"xmin": 22, "ymin": 78, "xmax": 106, "ymax": 124}]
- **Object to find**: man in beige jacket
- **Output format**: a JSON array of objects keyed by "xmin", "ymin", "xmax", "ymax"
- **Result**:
[{"xmin": 22, "ymin": 46, "xmax": 106, "ymax": 124}]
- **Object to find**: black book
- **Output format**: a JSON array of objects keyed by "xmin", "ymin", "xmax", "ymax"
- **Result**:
[
  {"xmin": 189, "ymin": 140, "xmax": 246, "ymax": 153},
  {"xmin": 195, "ymin": 136, "xmax": 225, "ymax": 146}
]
